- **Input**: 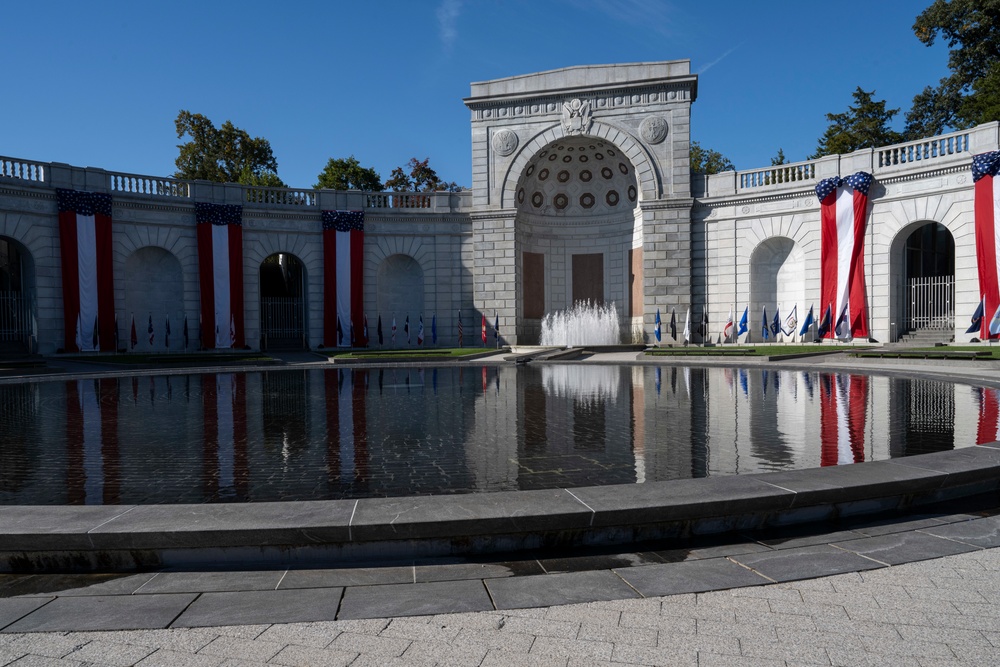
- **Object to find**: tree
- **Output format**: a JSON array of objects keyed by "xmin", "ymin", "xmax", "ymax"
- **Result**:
[
  {"xmin": 174, "ymin": 111, "xmax": 284, "ymax": 186},
  {"xmin": 905, "ymin": 0, "xmax": 1000, "ymax": 136},
  {"xmin": 384, "ymin": 157, "xmax": 464, "ymax": 191},
  {"xmin": 811, "ymin": 87, "xmax": 903, "ymax": 159},
  {"xmin": 689, "ymin": 142, "xmax": 734, "ymax": 174},
  {"xmin": 314, "ymin": 156, "xmax": 383, "ymax": 191},
  {"xmin": 770, "ymin": 149, "xmax": 787, "ymax": 166}
]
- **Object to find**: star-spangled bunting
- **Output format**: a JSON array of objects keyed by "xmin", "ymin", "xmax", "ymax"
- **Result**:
[
  {"xmin": 194, "ymin": 202, "xmax": 242, "ymax": 226},
  {"xmin": 973, "ymin": 151, "xmax": 1000, "ymax": 183},
  {"xmin": 56, "ymin": 189, "xmax": 112, "ymax": 217},
  {"xmin": 814, "ymin": 171, "xmax": 873, "ymax": 201},
  {"xmin": 321, "ymin": 210, "xmax": 365, "ymax": 231}
]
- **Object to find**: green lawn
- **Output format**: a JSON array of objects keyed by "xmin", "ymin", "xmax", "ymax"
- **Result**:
[{"xmin": 324, "ymin": 347, "xmax": 498, "ymax": 360}]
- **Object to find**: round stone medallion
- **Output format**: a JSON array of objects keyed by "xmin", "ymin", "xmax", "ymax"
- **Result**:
[
  {"xmin": 639, "ymin": 116, "xmax": 669, "ymax": 144},
  {"xmin": 492, "ymin": 129, "xmax": 519, "ymax": 156}
]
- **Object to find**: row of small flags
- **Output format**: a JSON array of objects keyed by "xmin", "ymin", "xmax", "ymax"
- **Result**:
[
  {"xmin": 346, "ymin": 312, "xmax": 502, "ymax": 348},
  {"xmin": 653, "ymin": 303, "xmax": 848, "ymax": 344}
]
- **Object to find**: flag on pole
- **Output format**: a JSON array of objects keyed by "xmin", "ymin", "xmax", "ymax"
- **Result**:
[
  {"xmin": 404, "ymin": 315, "xmax": 410, "ymax": 344},
  {"xmin": 722, "ymin": 308, "xmax": 734, "ymax": 341},
  {"xmin": 183, "ymin": 315, "xmax": 189, "ymax": 349},
  {"xmin": 683, "ymin": 308, "xmax": 691, "ymax": 343},
  {"xmin": 417, "ymin": 315, "xmax": 424, "ymax": 345},
  {"xmin": 431, "ymin": 314, "xmax": 437, "ymax": 345},
  {"xmin": 147, "ymin": 314, "xmax": 154, "ymax": 346},
  {"xmin": 782, "ymin": 305, "xmax": 798, "ymax": 337},
  {"xmin": 481, "ymin": 313, "xmax": 487, "ymax": 345},
  {"xmin": 195, "ymin": 202, "xmax": 244, "ymax": 349},
  {"xmin": 457, "ymin": 311, "xmax": 464, "ymax": 347},
  {"xmin": 669, "ymin": 308, "xmax": 677, "ymax": 341},
  {"xmin": 817, "ymin": 304, "xmax": 833, "ymax": 338},
  {"xmin": 835, "ymin": 301, "xmax": 850, "ymax": 338},
  {"xmin": 322, "ymin": 210, "xmax": 365, "ymax": 348},
  {"xmin": 990, "ymin": 303, "xmax": 1000, "ymax": 336},
  {"xmin": 56, "ymin": 189, "xmax": 115, "ymax": 352},
  {"xmin": 391, "ymin": 315, "xmax": 397, "ymax": 344},
  {"xmin": 114, "ymin": 313, "xmax": 119, "ymax": 351},
  {"xmin": 376, "ymin": 315, "xmax": 383, "ymax": 346},
  {"xmin": 817, "ymin": 172, "xmax": 873, "ymax": 340},
  {"xmin": 363, "ymin": 313, "xmax": 369, "ymax": 346},
  {"xmin": 974, "ymin": 152, "xmax": 1000, "ymax": 338},
  {"xmin": 130, "ymin": 314, "xmax": 137, "ymax": 350},
  {"xmin": 494, "ymin": 312, "xmax": 500, "ymax": 345},
  {"xmin": 654, "ymin": 309, "xmax": 662, "ymax": 343},
  {"xmin": 761, "ymin": 306, "xmax": 769, "ymax": 341},
  {"xmin": 697, "ymin": 311, "xmax": 708, "ymax": 339},
  {"xmin": 967, "ymin": 297, "xmax": 986, "ymax": 334},
  {"xmin": 799, "ymin": 305, "xmax": 815, "ymax": 337},
  {"xmin": 165, "ymin": 315, "xmax": 171, "ymax": 348},
  {"xmin": 737, "ymin": 306, "xmax": 748, "ymax": 337},
  {"xmin": 770, "ymin": 307, "xmax": 781, "ymax": 337}
]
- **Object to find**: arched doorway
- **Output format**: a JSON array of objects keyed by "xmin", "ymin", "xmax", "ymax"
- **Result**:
[
  {"xmin": 749, "ymin": 237, "xmax": 805, "ymax": 336},
  {"xmin": 124, "ymin": 246, "xmax": 184, "ymax": 351},
  {"xmin": 900, "ymin": 222, "xmax": 955, "ymax": 337},
  {"xmin": 259, "ymin": 253, "xmax": 306, "ymax": 350},
  {"xmin": 0, "ymin": 237, "xmax": 34, "ymax": 353},
  {"xmin": 376, "ymin": 255, "xmax": 424, "ymax": 346}
]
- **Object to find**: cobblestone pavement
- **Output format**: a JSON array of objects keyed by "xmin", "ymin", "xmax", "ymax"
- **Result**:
[{"xmin": 2, "ymin": 546, "xmax": 999, "ymax": 666}]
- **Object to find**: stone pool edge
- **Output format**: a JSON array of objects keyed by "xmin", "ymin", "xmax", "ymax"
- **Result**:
[{"xmin": 2, "ymin": 444, "xmax": 998, "ymax": 573}]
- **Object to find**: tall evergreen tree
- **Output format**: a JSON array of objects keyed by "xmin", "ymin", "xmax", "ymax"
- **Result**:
[{"xmin": 811, "ymin": 88, "xmax": 903, "ymax": 158}]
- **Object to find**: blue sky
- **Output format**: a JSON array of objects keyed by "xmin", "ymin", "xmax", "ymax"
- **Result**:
[{"xmin": 2, "ymin": 1, "xmax": 951, "ymax": 190}]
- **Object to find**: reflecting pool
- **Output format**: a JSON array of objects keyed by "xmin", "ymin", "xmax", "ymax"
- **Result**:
[{"xmin": 0, "ymin": 365, "xmax": 991, "ymax": 505}]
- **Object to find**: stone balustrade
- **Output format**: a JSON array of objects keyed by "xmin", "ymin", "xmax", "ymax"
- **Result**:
[
  {"xmin": 0, "ymin": 156, "xmax": 46, "ymax": 183},
  {"xmin": 876, "ymin": 130, "xmax": 970, "ymax": 171},
  {"xmin": 244, "ymin": 186, "xmax": 317, "ymax": 207},
  {"xmin": 738, "ymin": 161, "xmax": 817, "ymax": 190},
  {"xmin": 109, "ymin": 171, "xmax": 190, "ymax": 198}
]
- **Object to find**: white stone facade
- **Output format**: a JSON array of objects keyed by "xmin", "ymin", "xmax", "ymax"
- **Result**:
[{"xmin": 0, "ymin": 60, "xmax": 996, "ymax": 353}]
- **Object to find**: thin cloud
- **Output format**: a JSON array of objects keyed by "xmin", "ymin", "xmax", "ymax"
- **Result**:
[
  {"xmin": 578, "ymin": 0, "xmax": 678, "ymax": 40},
  {"xmin": 698, "ymin": 43, "xmax": 744, "ymax": 74},
  {"xmin": 437, "ymin": 0, "xmax": 463, "ymax": 52}
]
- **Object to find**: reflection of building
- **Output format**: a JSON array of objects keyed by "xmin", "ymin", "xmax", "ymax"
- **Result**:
[{"xmin": 1, "ymin": 61, "xmax": 994, "ymax": 352}]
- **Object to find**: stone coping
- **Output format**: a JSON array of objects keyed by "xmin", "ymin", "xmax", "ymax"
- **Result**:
[{"xmin": 2, "ymin": 444, "xmax": 998, "ymax": 573}]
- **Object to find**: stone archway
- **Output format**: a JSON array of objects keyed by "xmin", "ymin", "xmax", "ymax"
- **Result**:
[
  {"xmin": 376, "ymin": 254, "xmax": 424, "ymax": 346},
  {"xmin": 749, "ymin": 237, "xmax": 806, "ymax": 337},
  {"xmin": 124, "ymin": 247, "xmax": 185, "ymax": 351},
  {"xmin": 889, "ymin": 221, "xmax": 955, "ymax": 341},
  {"xmin": 259, "ymin": 253, "xmax": 306, "ymax": 350},
  {"xmin": 0, "ymin": 236, "xmax": 36, "ymax": 353}
]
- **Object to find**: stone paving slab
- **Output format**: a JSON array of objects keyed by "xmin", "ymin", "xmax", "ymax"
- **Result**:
[
  {"xmin": 278, "ymin": 565, "xmax": 415, "ymax": 588},
  {"xmin": 920, "ymin": 514, "xmax": 1000, "ymax": 548},
  {"xmin": 0, "ymin": 597, "xmax": 51, "ymax": 629},
  {"xmin": 731, "ymin": 544, "xmax": 885, "ymax": 581},
  {"xmin": 832, "ymin": 529, "xmax": 983, "ymax": 565},
  {"xmin": 136, "ymin": 570, "xmax": 285, "ymax": 594},
  {"xmin": 171, "ymin": 588, "xmax": 344, "ymax": 628},
  {"xmin": 2, "ymin": 593, "xmax": 197, "ymax": 632},
  {"xmin": 486, "ymin": 570, "xmax": 639, "ymax": 610},
  {"xmin": 614, "ymin": 558, "xmax": 770, "ymax": 596},
  {"xmin": 338, "ymin": 579, "xmax": 494, "ymax": 619}
]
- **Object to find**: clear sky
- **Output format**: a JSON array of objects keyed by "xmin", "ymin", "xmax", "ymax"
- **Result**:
[{"xmin": 1, "ymin": 1, "xmax": 952, "ymax": 190}]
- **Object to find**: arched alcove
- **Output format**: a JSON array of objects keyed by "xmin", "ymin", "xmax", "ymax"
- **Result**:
[
  {"xmin": 124, "ymin": 247, "xmax": 184, "ymax": 351},
  {"xmin": 749, "ymin": 237, "xmax": 805, "ymax": 335},
  {"xmin": 889, "ymin": 221, "xmax": 955, "ymax": 340},
  {"xmin": 376, "ymin": 255, "xmax": 424, "ymax": 343},
  {"xmin": 0, "ymin": 236, "xmax": 36, "ymax": 353},
  {"xmin": 259, "ymin": 253, "xmax": 306, "ymax": 350}
]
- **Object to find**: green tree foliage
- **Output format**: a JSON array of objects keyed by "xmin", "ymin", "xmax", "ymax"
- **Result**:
[
  {"xmin": 174, "ymin": 111, "xmax": 284, "ymax": 186},
  {"xmin": 811, "ymin": 87, "xmax": 903, "ymax": 158},
  {"xmin": 384, "ymin": 157, "xmax": 464, "ymax": 192},
  {"xmin": 770, "ymin": 148, "xmax": 787, "ymax": 166},
  {"xmin": 689, "ymin": 141, "xmax": 735, "ymax": 174},
  {"xmin": 314, "ymin": 156, "xmax": 383, "ymax": 191},
  {"xmin": 905, "ymin": 0, "xmax": 1000, "ymax": 136}
]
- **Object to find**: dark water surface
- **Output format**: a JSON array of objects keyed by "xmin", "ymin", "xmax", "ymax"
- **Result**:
[{"xmin": 0, "ymin": 365, "xmax": 990, "ymax": 505}]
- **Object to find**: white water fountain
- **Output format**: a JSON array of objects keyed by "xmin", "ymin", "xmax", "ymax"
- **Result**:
[{"xmin": 539, "ymin": 301, "xmax": 621, "ymax": 347}]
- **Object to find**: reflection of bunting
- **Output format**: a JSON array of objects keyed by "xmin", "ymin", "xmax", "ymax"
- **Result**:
[
  {"xmin": 976, "ymin": 386, "xmax": 1000, "ymax": 445},
  {"xmin": 324, "ymin": 369, "xmax": 369, "ymax": 486},
  {"xmin": 819, "ymin": 374, "xmax": 867, "ymax": 466},
  {"xmin": 322, "ymin": 210, "xmax": 365, "ymax": 348},
  {"xmin": 57, "ymin": 189, "xmax": 115, "ymax": 352},
  {"xmin": 65, "ymin": 378, "xmax": 119, "ymax": 504},
  {"xmin": 817, "ymin": 172, "xmax": 872, "ymax": 339},
  {"xmin": 973, "ymin": 152, "xmax": 1000, "ymax": 338},
  {"xmin": 202, "ymin": 373, "xmax": 248, "ymax": 499},
  {"xmin": 196, "ymin": 203, "xmax": 244, "ymax": 349}
]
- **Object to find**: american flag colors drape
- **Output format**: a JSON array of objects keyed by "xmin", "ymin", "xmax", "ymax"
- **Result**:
[
  {"xmin": 196, "ymin": 203, "xmax": 245, "ymax": 349},
  {"xmin": 816, "ymin": 172, "xmax": 872, "ymax": 340},
  {"xmin": 57, "ymin": 189, "xmax": 116, "ymax": 352},
  {"xmin": 819, "ymin": 374, "xmax": 867, "ymax": 467},
  {"xmin": 322, "ymin": 210, "xmax": 365, "ymax": 348},
  {"xmin": 973, "ymin": 151, "xmax": 1000, "ymax": 338}
]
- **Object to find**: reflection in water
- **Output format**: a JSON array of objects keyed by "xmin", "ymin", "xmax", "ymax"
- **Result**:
[{"xmin": 0, "ymin": 366, "xmax": 986, "ymax": 505}]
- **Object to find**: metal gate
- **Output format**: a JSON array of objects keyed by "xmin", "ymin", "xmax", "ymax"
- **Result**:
[
  {"xmin": 906, "ymin": 275, "xmax": 954, "ymax": 331},
  {"xmin": 260, "ymin": 296, "xmax": 304, "ymax": 349},
  {"xmin": 0, "ymin": 290, "xmax": 32, "ymax": 351}
]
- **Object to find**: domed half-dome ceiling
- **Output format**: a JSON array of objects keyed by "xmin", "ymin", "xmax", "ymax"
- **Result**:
[{"xmin": 516, "ymin": 137, "xmax": 638, "ymax": 219}]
